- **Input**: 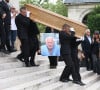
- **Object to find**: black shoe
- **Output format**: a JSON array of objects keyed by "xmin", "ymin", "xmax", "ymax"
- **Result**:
[
  {"xmin": 67, "ymin": 79, "xmax": 73, "ymax": 81},
  {"xmin": 32, "ymin": 64, "xmax": 39, "ymax": 67},
  {"xmin": 60, "ymin": 79, "xmax": 72, "ymax": 82},
  {"xmin": 25, "ymin": 61, "xmax": 30, "ymax": 67},
  {"xmin": 30, "ymin": 60, "xmax": 39, "ymax": 67},
  {"xmin": 0, "ymin": 49, "xmax": 10, "ymax": 54},
  {"xmin": 50, "ymin": 66, "xmax": 56, "ymax": 69},
  {"xmin": 16, "ymin": 55, "xmax": 24, "ymax": 62},
  {"xmin": 30, "ymin": 63, "xmax": 39, "ymax": 67},
  {"xmin": 25, "ymin": 64, "xmax": 30, "ymax": 67},
  {"xmin": 10, "ymin": 49, "xmax": 17, "ymax": 52},
  {"xmin": 73, "ymin": 81, "xmax": 86, "ymax": 86}
]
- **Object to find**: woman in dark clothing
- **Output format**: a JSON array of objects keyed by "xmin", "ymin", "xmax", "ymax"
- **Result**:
[{"xmin": 91, "ymin": 31, "xmax": 100, "ymax": 73}]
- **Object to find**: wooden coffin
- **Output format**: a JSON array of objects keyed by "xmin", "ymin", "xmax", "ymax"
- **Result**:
[{"xmin": 25, "ymin": 4, "xmax": 87, "ymax": 36}]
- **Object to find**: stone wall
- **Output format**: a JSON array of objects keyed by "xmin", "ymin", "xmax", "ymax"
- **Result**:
[{"xmin": 67, "ymin": 3, "xmax": 99, "ymax": 22}]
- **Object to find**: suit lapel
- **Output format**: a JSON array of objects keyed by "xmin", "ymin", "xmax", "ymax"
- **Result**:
[{"xmin": 85, "ymin": 36, "xmax": 91, "ymax": 44}]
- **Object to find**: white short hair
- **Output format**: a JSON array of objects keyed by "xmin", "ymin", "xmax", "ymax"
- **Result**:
[
  {"xmin": 85, "ymin": 29, "xmax": 90, "ymax": 33},
  {"xmin": 45, "ymin": 37, "xmax": 54, "ymax": 42}
]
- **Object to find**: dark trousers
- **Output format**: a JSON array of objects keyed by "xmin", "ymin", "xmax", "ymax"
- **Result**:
[
  {"xmin": 17, "ymin": 36, "xmax": 39, "ymax": 65},
  {"xmin": 4, "ymin": 24, "xmax": 12, "ymax": 51},
  {"xmin": 58, "ymin": 56, "xmax": 63, "ymax": 61},
  {"xmin": 84, "ymin": 53, "xmax": 93, "ymax": 70},
  {"xmin": 48, "ymin": 56, "xmax": 58, "ymax": 66},
  {"xmin": 72, "ymin": 53, "xmax": 81, "ymax": 81},
  {"xmin": 60, "ymin": 54, "xmax": 78, "ymax": 81},
  {"xmin": 92, "ymin": 54, "xmax": 98, "ymax": 73},
  {"xmin": 29, "ymin": 36, "xmax": 39, "ymax": 65},
  {"xmin": 9, "ymin": 30, "xmax": 17, "ymax": 49},
  {"xmin": 0, "ymin": 19, "xmax": 6, "ymax": 50},
  {"xmin": 20, "ymin": 39, "xmax": 30, "ymax": 63}
]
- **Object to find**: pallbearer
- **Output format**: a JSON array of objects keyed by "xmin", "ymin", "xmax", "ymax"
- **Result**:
[{"xmin": 59, "ymin": 24, "xmax": 85, "ymax": 86}]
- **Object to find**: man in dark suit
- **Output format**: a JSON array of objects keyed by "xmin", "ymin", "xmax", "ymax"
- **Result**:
[
  {"xmin": 81, "ymin": 29, "xmax": 93, "ymax": 71},
  {"xmin": 45, "ymin": 27, "xmax": 59, "ymax": 69},
  {"xmin": 59, "ymin": 24, "xmax": 78, "ymax": 82},
  {"xmin": 59, "ymin": 24, "xmax": 85, "ymax": 86},
  {"xmin": 70, "ymin": 29, "xmax": 85, "ymax": 85},
  {"xmin": 0, "ymin": 0, "xmax": 12, "ymax": 53},
  {"xmin": 15, "ymin": 7, "xmax": 30, "ymax": 67}
]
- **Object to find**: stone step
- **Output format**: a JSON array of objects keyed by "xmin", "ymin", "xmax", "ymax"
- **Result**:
[
  {"xmin": 81, "ymin": 71, "xmax": 94, "ymax": 79},
  {"xmin": 2, "ymin": 68, "xmax": 88, "ymax": 90},
  {"xmin": 36, "ymin": 59, "xmax": 49, "ymax": 64},
  {"xmin": 48, "ymin": 73, "xmax": 99, "ymax": 90},
  {"xmin": 0, "ymin": 66, "xmax": 63, "ymax": 89},
  {"xmin": 0, "ymin": 62, "xmax": 24, "ymax": 71},
  {"xmin": 39, "ymin": 82, "xmax": 63, "ymax": 90},
  {"xmin": 97, "ymin": 83, "xmax": 100, "ymax": 90},
  {"xmin": 66, "ymin": 74, "xmax": 99, "ymax": 90},
  {"xmin": 39, "ymin": 82, "xmax": 70, "ymax": 90},
  {"xmin": 83, "ymin": 74, "xmax": 99, "ymax": 88},
  {"xmin": 0, "ymin": 57, "xmax": 17, "ymax": 64},
  {"xmin": 0, "ymin": 60, "xmax": 66, "ymax": 79},
  {"xmin": 9, "ymin": 51, "xmax": 62, "ymax": 65},
  {"xmin": 2, "ymin": 74, "xmax": 61, "ymax": 90},
  {"xmin": 0, "ymin": 52, "xmax": 56, "ymax": 65},
  {"xmin": 86, "ymin": 79, "xmax": 100, "ymax": 90},
  {"xmin": 39, "ymin": 70, "xmax": 95, "ymax": 90},
  {"xmin": 1, "ymin": 51, "xmax": 99, "ymax": 90},
  {"xmin": 0, "ymin": 56, "xmax": 53, "ymax": 73},
  {"xmin": 0, "ymin": 64, "xmax": 85, "ymax": 80},
  {"xmin": 0, "ymin": 63, "xmax": 48, "ymax": 79},
  {"xmin": 0, "ymin": 56, "xmax": 48, "ymax": 64},
  {"xmin": 0, "ymin": 56, "xmax": 49, "ymax": 65},
  {"xmin": 0, "ymin": 52, "xmax": 9, "ymax": 57},
  {"xmin": 0, "ymin": 55, "xmax": 49, "ymax": 65}
]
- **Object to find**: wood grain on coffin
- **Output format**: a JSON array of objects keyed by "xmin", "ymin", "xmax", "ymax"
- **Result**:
[{"xmin": 25, "ymin": 4, "xmax": 87, "ymax": 36}]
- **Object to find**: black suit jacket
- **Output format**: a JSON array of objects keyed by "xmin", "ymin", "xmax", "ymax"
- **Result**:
[
  {"xmin": 81, "ymin": 35, "xmax": 92, "ymax": 54},
  {"xmin": 28, "ymin": 20, "xmax": 40, "ymax": 37},
  {"xmin": 0, "ymin": 7, "xmax": 5, "ymax": 18},
  {"xmin": 0, "ymin": 0, "xmax": 11, "ymax": 25},
  {"xmin": 28, "ymin": 19, "xmax": 40, "ymax": 51},
  {"xmin": 15, "ymin": 14, "xmax": 30, "ymax": 39},
  {"xmin": 71, "ymin": 37, "xmax": 82, "ymax": 55},
  {"xmin": 91, "ymin": 39, "xmax": 99, "ymax": 57},
  {"xmin": 59, "ymin": 31, "xmax": 74, "ymax": 55}
]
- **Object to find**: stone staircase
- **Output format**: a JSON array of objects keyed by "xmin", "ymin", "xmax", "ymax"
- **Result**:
[{"xmin": 0, "ymin": 51, "xmax": 100, "ymax": 90}]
